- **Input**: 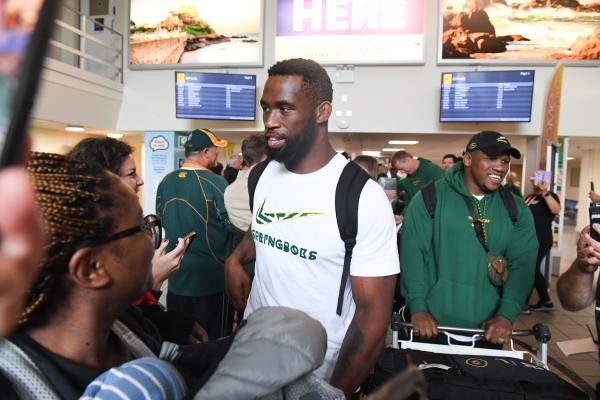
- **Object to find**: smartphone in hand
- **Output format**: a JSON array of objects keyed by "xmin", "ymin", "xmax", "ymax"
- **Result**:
[
  {"xmin": 591, "ymin": 181, "xmax": 595, "ymax": 192},
  {"xmin": 181, "ymin": 231, "xmax": 197, "ymax": 248},
  {"xmin": 589, "ymin": 202, "xmax": 600, "ymax": 242}
]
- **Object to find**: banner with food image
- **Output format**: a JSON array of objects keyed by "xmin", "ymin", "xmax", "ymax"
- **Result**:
[
  {"xmin": 129, "ymin": 0, "xmax": 263, "ymax": 68},
  {"xmin": 438, "ymin": 0, "xmax": 600, "ymax": 63}
]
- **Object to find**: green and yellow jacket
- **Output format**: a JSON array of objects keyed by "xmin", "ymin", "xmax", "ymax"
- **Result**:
[
  {"xmin": 156, "ymin": 165, "xmax": 232, "ymax": 297},
  {"xmin": 400, "ymin": 162, "xmax": 537, "ymax": 328},
  {"xmin": 397, "ymin": 158, "xmax": 444, "ymax": 205}
]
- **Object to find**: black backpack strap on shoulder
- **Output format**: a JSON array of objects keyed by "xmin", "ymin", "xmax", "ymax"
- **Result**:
[
  {"xmin": 498, "ymin": 185, "xmax": 518, "ymax": 224},
  {"xmin": 335, "ymin": 161, "xmax": 370, "ymax": 316},
  {"xmin": 247, "ymin": 159, "xmax": 270, "ymax": 213},
  {"xmin": 421, "ymin": 181, "xmax": 437, "ymax": 219}
]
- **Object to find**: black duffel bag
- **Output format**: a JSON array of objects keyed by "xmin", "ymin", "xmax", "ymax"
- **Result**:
[{"xmin": 373, "ymin": 347, "xmax": 587, "ymax": 400}]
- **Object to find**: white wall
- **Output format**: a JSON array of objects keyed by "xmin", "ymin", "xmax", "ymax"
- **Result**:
[{"xmin": 116, "ymin": 0, "xmax": 600, "ymax": 136}]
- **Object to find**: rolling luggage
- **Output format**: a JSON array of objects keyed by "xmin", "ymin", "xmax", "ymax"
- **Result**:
[{"xmin": 370, "ymin": 314, "xmax": 587, "ymax": 400}]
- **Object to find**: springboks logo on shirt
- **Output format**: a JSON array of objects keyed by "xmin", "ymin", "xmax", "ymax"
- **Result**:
[{"xmin": 255, "ymin": 197, "xmax": 324, "ymax": 225}]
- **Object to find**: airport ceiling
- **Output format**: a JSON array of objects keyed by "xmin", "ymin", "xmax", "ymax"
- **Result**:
[{"xmin": 32, "ymin": 118, "xmax": 600, "ymax": 165}]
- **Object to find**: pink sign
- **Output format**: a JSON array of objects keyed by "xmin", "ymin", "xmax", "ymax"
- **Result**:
[{"xmin": 277, "ymin": 0, "xmax": 424, "ymax": 36}]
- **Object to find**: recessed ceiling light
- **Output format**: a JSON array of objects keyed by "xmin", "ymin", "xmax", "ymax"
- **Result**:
[
  {"xmin": 65, "ymin": 125, "xmax": 84, "ymax": 132},
  {"xmin": 382, "ymin": 148, "xmax": 404, "ymax": 152},
  {"xmin": 566, "ymin": 157, "xmax": 575, "ymax": 161},
  {"xmin": 389, "ymin": 140, "xmax": 418, "ymax": 145},
  {"xmin": 362, "ymin": 151, "xmax": 381, "ymax": 157},
  {"xmin": 107, "ymin": 132, "xmax": 123, "ymax": 139}
]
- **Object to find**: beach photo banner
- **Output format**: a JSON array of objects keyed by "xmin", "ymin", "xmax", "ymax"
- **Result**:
[
  {"xmin": 438, "ymin": 0, "xmax": 600, "ymax": 64},
  {"xmin": 275, "ymin": 0, "xmax": 425, "ymax": 64},
  {"xmin": 129, "ymin": 0, "xmax": 264, "ymax": 68}
]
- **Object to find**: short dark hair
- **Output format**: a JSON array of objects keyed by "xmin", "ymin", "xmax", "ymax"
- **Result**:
[
  {"xmin": 443, "ymin": 154, "xmax": 458, "ymax": 162},
  {"xmin": 268, "ymin": 58, "xmax": 333, "ymax": 105},
  {"xmin": 68, "ymin": 137, "xmax": 134, "ymax": 175},
  {"xmin": 391, "ymin": 150, "xmax": 413, "ymax": 166},
  {"xmin": 241, "ymin": 134, "xmax": 267, "ymax": 167}
]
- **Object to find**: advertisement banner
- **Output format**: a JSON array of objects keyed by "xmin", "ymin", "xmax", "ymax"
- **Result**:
[
  {"xmin": 129, "ymin": 0, "xmax": 263, "ymax": 68},
  {"xmin": 439, "ymin": 0, "xmax": 600, "ymax": 64},
  {"xmin": 276, "ymin": 0, "xmax": 425, "ymax": 64}
]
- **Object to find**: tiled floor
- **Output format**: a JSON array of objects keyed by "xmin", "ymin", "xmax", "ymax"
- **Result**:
[{"xmin": 515, "ymin": 290, "xmax": 598, "ymax": 397}]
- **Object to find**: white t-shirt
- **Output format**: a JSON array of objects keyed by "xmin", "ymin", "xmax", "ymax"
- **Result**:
[{"xmin": 244, "ymin": 154, "xmax": 400, "ymax": 379}]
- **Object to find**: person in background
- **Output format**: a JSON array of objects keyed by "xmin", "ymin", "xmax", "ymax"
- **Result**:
[
  {"xmin": 441, "ymin": 154, "xmax": 459, "ymax": 172},
  {"xmin": 391, "ymin": 150, "xmax": 444, "ymax": 224},
  {"xmin": 505, "ymin": 171, "xmax": 523, "ymax": 198},
  {"xmin": 377, "ymin": 164, "xmax": 389, "ymax": 181},
  {"xmin": 589, "ymin": 189, "xmax": 600, "ymax": 202},
  {"xmin": 210, "ymin": 162, "xmax": 224, "ymax": 176},
  {"xmin": 224, "ymin": 134, "xmax": 268, "ymax": 233},
  {"xmin": 524, "ymin": 178, "xmax": 560, "ymax": 312},
  {"xmin": 68, "ymin": 137, "xmax": 206, "ymax": 345},
  {"xmin": 157, "ymin": 129, "xmax": 233, "ymax": 340},
  {"xmin": 353, "ymin": 155, "xmax": 378, "ymax": 180},
  {"xmin": 224, "ymin": 155, "xmax": 242, "ymax": 184}
]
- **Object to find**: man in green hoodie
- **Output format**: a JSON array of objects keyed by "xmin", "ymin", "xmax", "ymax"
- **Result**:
[{"xmin": 401, "ymin": 131, "xmax": 537, "ymax": 346}]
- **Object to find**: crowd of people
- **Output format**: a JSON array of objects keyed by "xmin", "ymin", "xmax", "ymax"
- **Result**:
[{"xmin": 0, "ymin": 57, "xmax": 598, "ymax": 399}]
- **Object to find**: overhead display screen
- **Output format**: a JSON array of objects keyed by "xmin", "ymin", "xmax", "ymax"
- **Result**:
[
  {"xmin": 275, "ymin": 0, "xmax": 425, "ymax": 64},
  {"xmin": 175, "ymin": 71, "xmax": 256, "ymax": 121},
  {"xmin": 439, "ymin": 70, "xmax": 534, "ymax": 123}
]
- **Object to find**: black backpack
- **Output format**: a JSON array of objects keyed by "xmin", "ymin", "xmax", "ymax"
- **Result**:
[
  {"xmin": 420, "ymin": 181, "xmax": 517, "ymax": 224},
  {"xmin": 247, "ymin": 158, "xmax": 370, "ymax": 316}
]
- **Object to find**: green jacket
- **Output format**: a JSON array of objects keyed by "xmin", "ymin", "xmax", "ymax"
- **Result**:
[
  {"xmin": 397, "ymin": 158, "xmax": 444, "ymax": 205},
  {"xmin": 156, "ymin": 168, "xmax": 232, "ymax": 297},
  {"xmin": 400, "ymin": 162, "xmax": 537, "ymax": 328}
]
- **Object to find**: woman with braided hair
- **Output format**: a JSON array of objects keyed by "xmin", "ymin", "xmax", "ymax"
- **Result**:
[{"xmin": 0, "ymin": 152, "xmax": 167, "ymax": 398}]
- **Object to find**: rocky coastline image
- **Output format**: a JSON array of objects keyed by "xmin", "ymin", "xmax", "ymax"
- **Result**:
[
  {"xmin": 129, "ymin": 1, "xmax": 261, "ymax": 66},
  {"xmin": 441, "ymin": 0, "xmax": 600, "ymax": 60}
]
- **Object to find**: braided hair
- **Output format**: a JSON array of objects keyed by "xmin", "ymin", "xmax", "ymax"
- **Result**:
[{"xmin": 20, "ymin": 152, "xmax": 116, "ymax": 327}]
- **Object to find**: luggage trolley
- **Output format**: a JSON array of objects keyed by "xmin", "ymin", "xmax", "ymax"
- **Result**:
[{"xmin": 391, "ymin": 313, "xmax": 551, "ymax": 369}]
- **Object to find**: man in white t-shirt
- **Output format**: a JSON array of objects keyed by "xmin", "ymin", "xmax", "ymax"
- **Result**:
[{"xmin": 225, "ymin": 58, "xmax": 399, "ymax": 397}]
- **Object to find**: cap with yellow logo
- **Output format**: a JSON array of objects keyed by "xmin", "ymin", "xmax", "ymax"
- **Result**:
[
  {"xmin": 184, "ymin": 129, "xmax": 228, "ymax": 152},
  {"xmin": 465, "ymin": 131, "xmax": 521, "ymax": 159}
]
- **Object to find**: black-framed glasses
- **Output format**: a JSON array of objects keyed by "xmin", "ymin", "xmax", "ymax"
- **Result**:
[{"xmin": 94, "ymin": 214, "xmax": 162, "ymax": 249}]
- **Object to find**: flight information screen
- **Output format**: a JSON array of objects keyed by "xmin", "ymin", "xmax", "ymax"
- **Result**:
[
  {"xmin": 439, "ymin": 70, "xmax": 534, "ymax": 123},
  {"xmin": 175, "ymin": 71, "xmax": 256, "ymax": 121}
]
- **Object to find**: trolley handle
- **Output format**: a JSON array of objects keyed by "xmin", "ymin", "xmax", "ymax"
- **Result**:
[{"xmin": 399, "ymin": 321, "xmax": 532, "ymax": 337}]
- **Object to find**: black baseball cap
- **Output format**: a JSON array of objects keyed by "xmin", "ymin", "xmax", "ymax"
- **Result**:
[{"xmin": 465, "ymin": 131, "xmax": 521, "ymax": 159}]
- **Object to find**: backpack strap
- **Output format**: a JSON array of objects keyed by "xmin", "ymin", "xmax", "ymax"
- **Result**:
[
  {"xmin": 0, "ymin": 340, "xmax": 59, "ymax": 399},
  {"xmin": 335, "ymin": 161, "xmax": 370, "ymax": 316},
  {"xmin": 248, "ymin": 159, "xmax": 270, "ymax": 213},
  {"xmin": 421, "ymin": 181, "xmax": 437, "ymax": 218},
  {"xmin": 498, "ymin": 185, "xmax": 518, "ymax": 224}
]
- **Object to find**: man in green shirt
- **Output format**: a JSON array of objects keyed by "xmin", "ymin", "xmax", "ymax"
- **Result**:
[
  {"xmin": 392, "ymin": 151, "xmax": 445, "ymax": 204},
  {"xmin": 391, "ymin": 151, "xmax": 444, "ymax": 223},
  {"xmin": 400, "ymin": 131, "xmax": 537, "ymax": 346},
  {"xmin": 156, "ymin": 128, "xmax": 233, "ymax": 339}
]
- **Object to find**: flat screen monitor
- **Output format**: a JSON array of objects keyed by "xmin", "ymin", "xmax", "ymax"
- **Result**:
[
  {"xmin": 439, "ymin": 70, "xmax": 534, "ymax": 123},
  {"xmin": 175, "ymin": 71, "xmax": 256, "ymax": 121}
]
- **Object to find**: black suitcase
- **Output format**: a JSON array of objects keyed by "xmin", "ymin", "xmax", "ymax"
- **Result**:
[{"xmin": 373, "ymin": 345, "xmax": 587, "ymax": 400}]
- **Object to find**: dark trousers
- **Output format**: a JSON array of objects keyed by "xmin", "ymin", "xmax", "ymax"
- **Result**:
[
  {"xmin": 528, "ymin": 237, "xmax": 553, "ymax": 304},
  {"xmin": 167, "ymin": 291, "xmax": 230, "ymax": 340}
]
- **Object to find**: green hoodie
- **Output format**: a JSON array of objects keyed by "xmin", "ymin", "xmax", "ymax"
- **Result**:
[
  {"xmin": 400, "ymin": 162, "xmax": 537, "ymax": 328},
  {"xmin": 397, "ymin": 158, "xmax": 444, "ymax": 205}
]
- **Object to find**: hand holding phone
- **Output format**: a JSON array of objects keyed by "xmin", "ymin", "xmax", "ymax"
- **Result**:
[{"xmin": 589, "ymin": 202, "xmax": 600, "ymax": 242}]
